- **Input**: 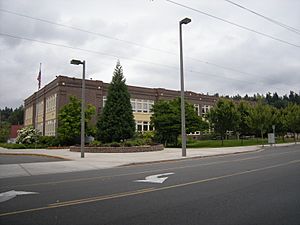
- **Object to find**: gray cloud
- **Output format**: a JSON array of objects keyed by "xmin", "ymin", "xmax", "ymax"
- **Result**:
[{"xmin": 0, "ymin": 0, "xmax": 300, "ymax": 108}]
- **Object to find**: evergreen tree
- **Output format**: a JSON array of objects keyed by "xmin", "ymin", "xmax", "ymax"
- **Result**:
[
  {"xmin": 8, "ymin": 106, "xmax": 24, "ymax": 125},
  {"xmin": 96, "ymin": 61, "xmax": 135, "ymax": 143}
]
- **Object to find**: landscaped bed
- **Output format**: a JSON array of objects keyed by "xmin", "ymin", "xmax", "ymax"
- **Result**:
[{"xmin": 69, "ymin": 144, "xmax": 164, "ymax": 153}]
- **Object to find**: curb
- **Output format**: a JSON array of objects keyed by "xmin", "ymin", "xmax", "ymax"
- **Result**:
[
  {"xmin": 121, "ymin": 146, "xmax": 264, "ymax": 167},
  {"xmin": 0, "ymin": 152, "xmax": 71, "ymax": 161}
]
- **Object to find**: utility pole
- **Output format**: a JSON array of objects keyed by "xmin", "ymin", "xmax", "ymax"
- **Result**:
[
  {"xmin": 70, "ymin": 59, "xmax": 86, "ymax": 158},
  {"xmin": 179, "ymin": 17, "xmax": 191, "ymax": 157}
]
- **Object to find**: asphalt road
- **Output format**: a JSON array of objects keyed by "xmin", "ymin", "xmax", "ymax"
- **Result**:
[
  {"xmin": 0, "ymin": 145, "xmax": 299, "ymax": 225},
  {"xmin": 0, "ymin": 155, "xmax": 65, "ymax": 164}
]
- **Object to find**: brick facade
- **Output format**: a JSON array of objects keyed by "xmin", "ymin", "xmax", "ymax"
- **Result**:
[{"xmin": 24, "ymin": 75, "xmax": 218, "ymax": 136}]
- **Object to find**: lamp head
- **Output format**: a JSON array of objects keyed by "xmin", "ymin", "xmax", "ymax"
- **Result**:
[
  {"xmin": 180, "ymin": 18, "xmax": 191, "ymax": 25},
  {"xmin": 70, "ymin": 59, "xmax": 83, "ymax": 65}
]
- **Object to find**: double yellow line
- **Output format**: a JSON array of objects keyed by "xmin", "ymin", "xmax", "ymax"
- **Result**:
[{"xmin": 1, "ymin": 159, "xmax": 299, "ymax": 217}]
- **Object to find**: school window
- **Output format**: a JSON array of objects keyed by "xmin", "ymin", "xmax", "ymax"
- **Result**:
[{"xmin": 194, "ymin": 104, "xmax": 199, "ymax": 116}]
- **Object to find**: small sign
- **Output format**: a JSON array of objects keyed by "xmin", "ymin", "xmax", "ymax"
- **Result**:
[{"xmin": 268, "ymin": 133, "xmax": 275, "ymax": 144}]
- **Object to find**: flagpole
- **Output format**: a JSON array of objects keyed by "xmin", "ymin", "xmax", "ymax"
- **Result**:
[{"xmin": 37, "ymin": 63, "xmax": 42, "ymax": 91}]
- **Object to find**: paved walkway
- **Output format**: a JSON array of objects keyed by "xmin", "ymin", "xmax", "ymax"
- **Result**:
[{"xmin": 0, "ymin": 143, "xmax": 296, "ymax": 179}]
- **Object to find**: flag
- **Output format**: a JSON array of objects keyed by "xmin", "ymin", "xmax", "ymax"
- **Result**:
[{"xmin": 37, "ymin": 63, "xmax": 41, "ymax": 90}]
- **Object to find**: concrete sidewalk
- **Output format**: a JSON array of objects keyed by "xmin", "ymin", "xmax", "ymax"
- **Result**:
[{"xmin": 1, "ymin": 144, "xmax": 293, "ymax": 179}]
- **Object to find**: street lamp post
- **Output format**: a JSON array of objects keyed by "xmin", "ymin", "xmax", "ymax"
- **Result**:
[
  {"xmin": 179, "ymin": 17, "xmax": 191, "ymax": 157},
  {"xmin": 70, "ymin": 59, "xmax": 86, "ymax": 158}
]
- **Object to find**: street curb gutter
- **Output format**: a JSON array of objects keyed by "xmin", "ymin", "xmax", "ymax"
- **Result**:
[{"xmin": 121, "ymin": 147, "xmax": 264, "ymax": 167}]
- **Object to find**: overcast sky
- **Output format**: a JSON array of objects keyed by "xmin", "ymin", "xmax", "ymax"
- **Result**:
[{"xmin": 0, "ymin": 0, "xmax": 300, "ymax": 109}]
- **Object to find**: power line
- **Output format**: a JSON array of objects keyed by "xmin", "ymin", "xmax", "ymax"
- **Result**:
[
  {"xmin": 224, "ymin": 0, "xmax": 300, "ymax": 35},
  {"xmin": 1, "ymin": 32, "xmax": 292, "ymax": 95},
  {"xmin": 0, "ymin": 32, "xmax": 177, "ymax": 70},
  {"xmin": 165, "ymin": 0, "xmax": 300, "ymax": 48},
  {"xmin": 0, "ymin": 32, "xmax": 268, "ymax": 86},
  {"xmin": 0, "ymin": 32, "xmax": 179, "ymax": 71},
  {"xmin": 0, "ymin": 8, "xmax": 175, "ymax": 55},
  {"xmin": 0, "ymin": 7, "xmax": 264, "ymax": 79}
]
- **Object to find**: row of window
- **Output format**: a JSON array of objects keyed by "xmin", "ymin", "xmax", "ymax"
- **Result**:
[
  {"xmin": 131, "ymin": 99, "xmax": 154, "ymax": 113},
  {"xmin": 25, "ymin": 106, "xmax": 33, "ymax": 126},
  {"xmin": 136, "ymin": 121, "xmax": 153, "ymax": 132},
  {"xmin": 103, "ymin": 97, "xmax": 154, "ymax": 113},
  {"xmin": 46, "ymin": 94, "xmax": 57, "ymax": 113},
  {"xmin": 45, "ymin": 119, "xmax": 56, "ymax": 136},
  {"xmin": 194, "ymin": 104, "xmax": 211, "ymax": 115},
  {"xmin": 36, "ymin": 123, "xmax": 43, "ymax": 135},
  {"xmin": 103, "ymin": 96, "xmax": 211, "ymax": 115},
  {"xmin": 36, "ymin": 101, "xmax": 44, "ymax": 116},
  {"xmin": 202, "ymin": 105, "xmax": 211, "ymax": 114}
]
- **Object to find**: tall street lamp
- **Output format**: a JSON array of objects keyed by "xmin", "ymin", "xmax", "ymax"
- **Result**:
[
  {"xmin": 179, "ymin": 17, "xmax": 191, "ymax": 157},
  {"xmin": 70, "ymin": 59, "xmax": 86, "ymax": 158}
]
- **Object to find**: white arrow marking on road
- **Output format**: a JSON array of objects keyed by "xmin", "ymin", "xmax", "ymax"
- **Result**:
[
  {"xmin": 134, "ymin": 172, "xmax": 175, "ymax": 184},
  {"xmin": 0, "ymin": 190, "xmax": 39, "ymax": 203}
]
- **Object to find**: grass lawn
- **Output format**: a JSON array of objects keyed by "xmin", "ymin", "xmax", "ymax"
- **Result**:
[
  {"xmin": 186, "ymin": 138, "xmax": 296, "ymax": 148},
  {"xmin": 0, "ymin": 143, "xmax": 47, "ymax": 149}
]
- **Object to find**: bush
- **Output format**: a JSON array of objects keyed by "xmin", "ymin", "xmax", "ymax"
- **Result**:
[
  {"xmin": 89, "ymin": 140, "xmax": 102, "ymax": 147},
  {"xmin": 0, "ymin": 143, "xmax": 27, "ymax": 149},
  {"xmin": 0, "ymin": 143, "xmax": 47, "ymax": 149},
  {"xmin": 110, "ymin": 142, "xmax": 121, "ymax": 147},
  {"xmin": 16, "ymin": 126, "xmax": 41, "ymax": 145},
  {"xmin": 0, "ymin": 122, "xmax": 10, "ymax": 143},
  {"xmin": 141, "ymin": 131, "xmax": 155, "ymax": 145},
  {"xmin": 124, "ymin": 139, "xmax": 146, "ymax": 147},
  {"xmin": 38, "ymin": 136, "xmax": 60, "ymax": 147},
  {"xmin": 124, "ymin": 142, "xmax": 132, "ymax": 147}
]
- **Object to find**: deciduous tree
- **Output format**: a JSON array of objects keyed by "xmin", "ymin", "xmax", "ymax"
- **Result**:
[
  {"xmin": 237, "ymin": 101, "xmax": 251, "ymax": 143},
  {"xmin": 246, "ymin": 101, "xmax": 274, "ymax": 145},
  {"xmin": 207, "ymin": 99, "xmax": 240, "ymax": 146},
  {"xmin": 284, "ymin": 103, "xmax": 300, "ymax": 143},
  {"xmin": 151, "ymin": 98, "xmax": 208, "ymax": 147},
  {"xmin": 58, "ymin": 96, "xmax": 96, "ymax": 145}
]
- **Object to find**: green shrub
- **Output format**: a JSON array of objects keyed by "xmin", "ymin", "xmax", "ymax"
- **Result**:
[
  {"xmin": 124, "ymin": 139, "xmax": 146, "ymax": 146},
  {"xmin": 38, "ymin": 136, "xmax": 60, "ymax": 147},
  {"xmin": 124, "ymin": 142, "xmax": 132, "ymax": 147},
  {"xmin": 0, "ymin": 143, "xmax": 27, "ymax": 149},
  {"xmin": 0, "ymin": 143, "xmax": 47, "ymax": 149},
  {"xmin": 141, "ymin": 131, "xmax": 155, "ymax": 145},
  {"xmin": 16, "ymin": 126, "xmax": 41, "ymax": 145},
  {"xmin": 89, "ymin": 140, "xmax": 102, "ymax": 147},
  {"xmin": 110, "ymin": 142, "xmax": 121, "ymax": 147}
]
